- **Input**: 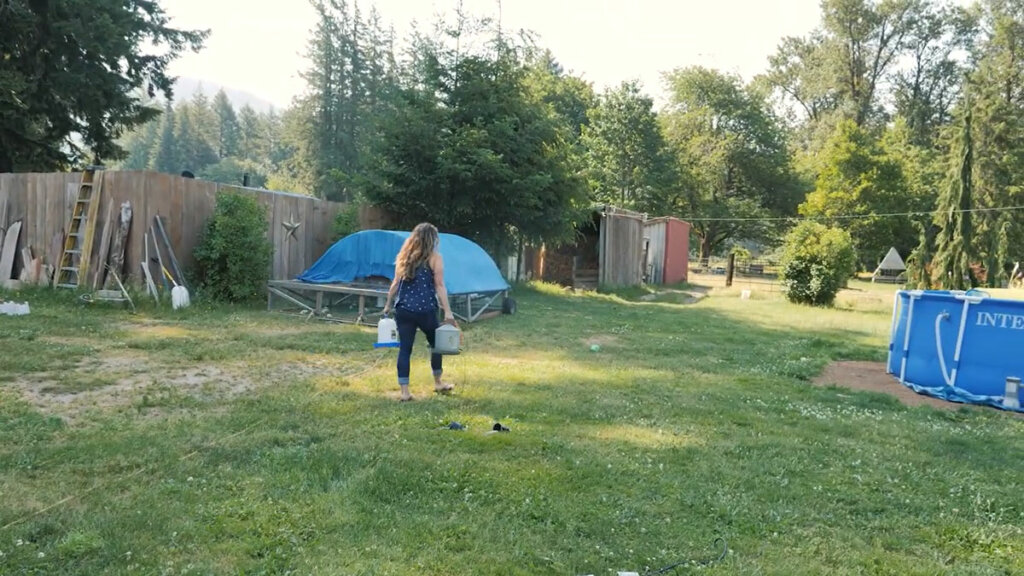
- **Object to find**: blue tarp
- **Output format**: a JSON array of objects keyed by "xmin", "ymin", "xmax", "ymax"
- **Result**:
[{"xmin": 296, "ymin": 229, "xmax": 510, "ymax": 295}]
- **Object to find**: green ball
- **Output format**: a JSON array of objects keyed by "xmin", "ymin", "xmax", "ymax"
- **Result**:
[{"xmin": 590, "ymin": 344, "xmax": 600, "ymax": 352}]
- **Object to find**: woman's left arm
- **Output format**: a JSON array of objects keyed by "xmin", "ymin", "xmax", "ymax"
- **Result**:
[
  {"xmin": 383, "ymin": 275, "xmax": 400, "ymax": 315},
  {"xmin": 431, "ymin": 253, "xmax": 454, "ymax": 322}
]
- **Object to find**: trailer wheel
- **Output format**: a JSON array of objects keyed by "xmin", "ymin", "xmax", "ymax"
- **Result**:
[{"xmin": 502, "ymin": 297, "xmax": 517, "ymax": 315}]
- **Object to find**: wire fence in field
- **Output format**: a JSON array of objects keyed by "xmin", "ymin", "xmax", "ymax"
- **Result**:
[{"xmin": 689, "ymin": 258, "xmax": 782, "ymax": 290}]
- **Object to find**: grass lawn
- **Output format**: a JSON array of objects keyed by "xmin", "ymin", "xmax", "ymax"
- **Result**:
[{"xmin": 0, "ymin": 280, "xmax": 1021, "ymax": 575}]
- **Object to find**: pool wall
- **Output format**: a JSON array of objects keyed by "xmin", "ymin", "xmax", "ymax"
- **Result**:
[{"xmin": 887, "ymin": 290, "xmax": 1024, "ymax": 412}]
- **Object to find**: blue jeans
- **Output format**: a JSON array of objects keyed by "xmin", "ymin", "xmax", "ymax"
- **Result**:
[{"xmin": 395, "ymin": 308, "xmax": 442, "ymax": 385}]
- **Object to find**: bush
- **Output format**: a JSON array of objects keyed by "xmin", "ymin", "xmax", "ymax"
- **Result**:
[
  {"xmin": 332, "ymin": 202, "xmax": 361, "ymax": 241},
  {"xmin": 779, "ymin": 221, "xmax": 857, "ymax": 306},
  {"xmin": 730, "ymin": 246, "xmax": 752, "ymax": 264},
  {"xmin": 193, "ymin": 190, "xmax": 273, "ymax": 302}
]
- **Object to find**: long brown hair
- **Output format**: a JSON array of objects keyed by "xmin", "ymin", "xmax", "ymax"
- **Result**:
[{"xmin": 395, "ymin": 223, "xmax": 439, "ymax": 280}]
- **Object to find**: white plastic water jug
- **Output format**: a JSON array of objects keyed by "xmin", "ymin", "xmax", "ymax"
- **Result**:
[
  {"xmin": 0, "ymin": 301, "xmax": 30, "ymax": 316},
  {"xmin": 375, "ymin": 317, "xmax": 399, "ymax": 348},
  {"xmin": 433, "ymin": 323, "xmax": 461, "ymax": 355}
]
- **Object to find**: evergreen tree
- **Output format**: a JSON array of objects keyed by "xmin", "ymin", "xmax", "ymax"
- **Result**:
[
  {"xmin": 931, "ymin": 103, "xmax": 977, "ymax": 290},
  {"xmin": 238, "ymin": 104, "xmax": 264, "ymax": 162},
  {"xmin": 119, "ymin": 115, "xmax": 161, "ymax": 170},
  {"xmin": 174, "ymin": 102, "xmax": 217, "ymax": 171},
  {"xmin": 367, "ymin": 28, "xmax": 588, "ymax": 252},
  {"xmin": 969, "ymin": 0, "xmax": 1024, "ymax": 285},
  {"xmin": 905, "ymin": 220, "xmax": 936, "ymax": 289},
  {"xmin": 151, "ymin": 103, "xmax": 179, "ymax": 173},
  {"xmin": 212, "ymin": 89, "xmax": 240, "ymax": 158},
  {"xmin": 0, "ymin": 0, "xmax": 206, "ymax": 171}
]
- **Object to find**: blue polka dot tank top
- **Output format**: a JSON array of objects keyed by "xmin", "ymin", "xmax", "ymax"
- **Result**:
[{"xmin": 397, "ymin": 264, "xmax": 437, "ymax": 313}]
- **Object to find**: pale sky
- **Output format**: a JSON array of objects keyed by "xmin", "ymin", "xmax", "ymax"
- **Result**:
[{"xmin": 163, "ymin": 0, "xmax": 826, "ymax": 109}]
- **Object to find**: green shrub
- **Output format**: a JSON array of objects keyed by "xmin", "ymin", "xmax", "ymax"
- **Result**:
[
  {"xmin": 780, "ymin": 221, "xmax": 857, "ymax": 306},
  {"xmin": 193, "ymin": 190, "xmax": 273, "ymax": 302},
  {"xmin": 332, "ymin": 202, "xmax": 361, "ymax": 241}
]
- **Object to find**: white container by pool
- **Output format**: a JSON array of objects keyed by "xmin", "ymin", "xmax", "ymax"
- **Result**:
[{"xmin": 0, "ymin": 301, "xmax": 30, "ymax": 316}]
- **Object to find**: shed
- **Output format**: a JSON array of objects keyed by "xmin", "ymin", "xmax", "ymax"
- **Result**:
[
  {"xmin": 643, "ymin": 217, "xmax": 690, "ymax": 285},
  {"xmin": 525, "ymin": 204, "xmax": 646, "ymax": 289},
  {"xmin": 872, "ymin": 247, "xmax": 906, "ymax": 283}
]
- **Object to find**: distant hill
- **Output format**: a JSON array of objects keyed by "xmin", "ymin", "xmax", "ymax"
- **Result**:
[{"xmin": 170, "ymin": 76, "xmax": 280, "ymax": 113}]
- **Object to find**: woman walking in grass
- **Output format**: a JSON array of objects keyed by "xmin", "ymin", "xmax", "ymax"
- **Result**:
[{"xmin": 382, "ymin": 223, "xmax": 456, "ymax": 401}]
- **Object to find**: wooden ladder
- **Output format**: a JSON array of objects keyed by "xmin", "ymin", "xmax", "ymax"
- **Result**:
[{"xmin": 54, "ymin": 168, "xmax": 104, "ymax": 289}]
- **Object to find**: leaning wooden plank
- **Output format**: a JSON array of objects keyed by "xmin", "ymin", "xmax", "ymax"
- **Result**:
[
  {"xmin": 64, "ymin": 183, "xmax": 77, "ymax": 225},
  {"xmin": 19, "ymin": 247, "xmax": 34, "ymax": 283},
  {"xmin": 0, "ymin": 220, "xmax": 22, "ymax": 281},
  {"xmin": 92, "ymin": 199, "xmax": 115, "ymax": 290},
  {"xmin": 32, "ymin": 258, "xmax": 43, "ymax": 286},
  {"xmin": 154, "ymin": 215, "xmax": 186, "ymax": 289},
  {"xmin": 102, "ymin": 202, "xmax": 132, "ymax": 290},
  {"xmin": 108, "ymin": 267, "xmax": 136, "ymax": 313},
  {"xmin": 49, "ymin": 231, "xmax": 63, "ymax": 270},
  {"xmin": 142, "ymin": 231, "xmax": 160, "ymax": 303},
  {"xmin": 141, "ymin": 261, "xmax": 159, "ymax": 303},
  {"xmin": 0, "ymin": 192, "xmax": 8, "ymax": 253},
  {"xmin": 149, "ymin": 225, "xmax": 170, "ymax": 293},
  {"xmin": 267, "ymin": 285, "xmax": 316, "ymax": 313}
]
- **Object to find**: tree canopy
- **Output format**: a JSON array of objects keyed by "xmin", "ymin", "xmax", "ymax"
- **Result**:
[
  {"xmin": 0, "ymin": 0, "xmax": 206, "ymax": 171},
  {"xmin": 10, "ymin": 0, "xmax": 1024, "ymax": 280}
]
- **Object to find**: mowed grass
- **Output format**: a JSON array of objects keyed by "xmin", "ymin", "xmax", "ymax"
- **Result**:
[{"xmin": 0, "ymin": 281, "xmax": 1021, "ymax": 575}]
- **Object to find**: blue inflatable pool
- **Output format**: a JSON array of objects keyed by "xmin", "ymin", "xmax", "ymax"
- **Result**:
[{"xmin": 887, "ymin": 290, "xmax": 1024, "ymax": 412}]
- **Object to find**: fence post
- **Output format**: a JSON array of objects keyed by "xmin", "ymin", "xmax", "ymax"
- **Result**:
[{"xmin": 726, "ymin": 253, "xmax": 736, "ymax": 287}]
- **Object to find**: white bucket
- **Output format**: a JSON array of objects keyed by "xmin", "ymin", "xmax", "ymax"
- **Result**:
[
  {"xmin": 433, "ymin": 323, "xmax": 461, "ymax": 355},
  {"xmin": 374, "ymin": 317, "xmax": 399, "ymax": 348}
]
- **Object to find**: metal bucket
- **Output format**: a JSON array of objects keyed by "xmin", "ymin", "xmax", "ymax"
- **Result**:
[{"xmin": 433, "ymin": 323, "xmax": 461, "ymax": 355}]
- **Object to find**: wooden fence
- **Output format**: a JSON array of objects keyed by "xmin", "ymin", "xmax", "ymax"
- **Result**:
[{"xmin": 0, "ymin": 170, "xmax": 346, "ymax": 287}]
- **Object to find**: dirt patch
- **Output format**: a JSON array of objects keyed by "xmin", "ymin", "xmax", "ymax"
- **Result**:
[
  {"xmin": 38, "ymin": 335, "xmax": 106, "ymax": 347},
  {"xmin": 8, "ymin": 350, "xmax": 340, "ymax": 424},
  {"xmin": 248, "ymin": 325, "xmax": 320, "ymax": 337},
  {"xmin": 14, "ymin": 363, "xmax": 254, "ymax": 423},
  {"xmin": 814, "ymin": 361, "xmax": 1023, "ymax": 416},
  {"xmin": 639, "ymin": 289, "xmax": 706, "ymax": 305},
  {"xmin": 124, "ymin": 323, "xmax": 192, "ymax": 339},
  {"xmin": 814, "ymin": 361, "xmax": 956, "ymax": 409}
]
